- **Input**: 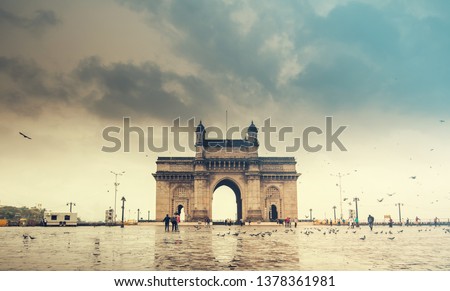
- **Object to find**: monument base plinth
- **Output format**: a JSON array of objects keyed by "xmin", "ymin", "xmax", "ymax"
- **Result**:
[
  {"xmin": 191, "ymin": 209, "xmax": 208, "ymax": 222},
  {"xmin": 246, "ymin": 209, "xmax": 263, "ymax": 222}
]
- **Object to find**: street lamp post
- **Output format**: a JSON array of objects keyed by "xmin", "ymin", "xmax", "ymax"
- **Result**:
[
  {"xmin": 111, "ymin": 171, "xmax": 125, "ymax": 224},
  {"xmin": 66, "ymin": 202, "xmax": 76, "ymax": 213},
  {"xmin": 148, "ymin": 210, "xmax": 150, "ymax": 221},
  {"xmin": 353, "ymin": 197, "xmax": 360, "ymax": 224},
  {"xmin": 332, "ymin": 206, "xmax": 337, "ymax": 221},
  {"xmin": 121, "ymin": 196, "xmax": 126, "ymax": 228},
  {"xmin": 309, "ymin": 208, "xmax": 313, "ymax": 222},
  {"xmin": 331, "ymin": 172, "xmax": 350, "ymax": 220},
  {"xmin": 396, "ymin": 203, "xmax": 404, "ymax": 224},
  {"xmin": 137, "ymin": 208, "xmax": 140, "ymax": 222}
]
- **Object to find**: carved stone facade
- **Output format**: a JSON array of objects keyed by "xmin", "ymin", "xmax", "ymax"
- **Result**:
[{"xmin": 153, "ymin": 121, "xmax": 300, "ymax": 222}]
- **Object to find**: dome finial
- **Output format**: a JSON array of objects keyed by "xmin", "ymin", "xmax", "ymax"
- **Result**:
[
  {"xmin": 196, "ymin": 120, "xmax": 205, "ymax": 132},
  {"xmin": 248, "ymin": 120, "xmax": 258, "ymax": 133}
]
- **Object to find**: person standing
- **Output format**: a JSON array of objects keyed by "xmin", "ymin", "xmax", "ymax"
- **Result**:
[
  {"xmin": 176, "ymin": 213, "xmax": 180, "ymax": 231},
  {"xmin": 171, "ymin": 213, "xmax": 178, "ymax": 232},
  {"xmin": 388, "ymin": 218, "xmax": 393, "ymax": 228},
  {"xmin": 163, "ymin": 214, "xmax": 170, "ymax": 232},
  {"xmin": 368, "ymin": 214, "xmax": 374, "ymax": 231}
]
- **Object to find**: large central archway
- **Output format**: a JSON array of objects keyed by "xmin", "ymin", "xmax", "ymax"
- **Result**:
[{"xmin": 212, "ymin": 178, "xmax": 242, "ymax": 222}]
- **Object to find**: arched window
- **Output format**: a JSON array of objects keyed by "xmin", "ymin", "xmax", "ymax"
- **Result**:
[
  {"xmin": 174, "ymin": 187, "xmax": 187, "ymax": 198},
  {"xmin": 266, "ymin": 186, "xmax": 280, "ymax": 198}
]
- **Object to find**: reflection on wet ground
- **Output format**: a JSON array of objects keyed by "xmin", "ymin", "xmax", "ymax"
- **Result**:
[{"xmin": 1, "ymin": 225, "xmax": 450, "ymax": 270}]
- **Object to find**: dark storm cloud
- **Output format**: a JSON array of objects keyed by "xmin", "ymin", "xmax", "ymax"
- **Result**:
[
  {"xmin": 1, "ymin": 55, "xmax": 218, "ymax": 121},
  {"xmin": 121, "ymin": 0, "xmax": 289, "ymax": 94},
  {"xmin": 0, "ymin": 56, "xmax": 73, "ymax": 115},
  {"xmin": 73, "ymin": 56, "xmax": 217, "ymax": 120},
  {"xmin": 3, "ymin": 1, "xmax": 450, "ymax": 121},
  {"xmin": 0, "ymin": 8, "xmax": 60, "ymax": 34},
  {"xmin": 121, "ymin": 0, "xmax": 450, "ymax": 114}
]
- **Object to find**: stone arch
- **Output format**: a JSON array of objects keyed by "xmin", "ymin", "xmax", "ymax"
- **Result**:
[
  {"xmin": 265, "ymin": 185, "xmax": 282, "ymax": 220},
  {"xmin": 269, "ymin": 204, "xmax": 278, "ymax": 221},
  {"xmin": 212, "ymin": 177, "xmax": 243, "ymax": 221},
  {"xmin": 172, "ymin": 186, "xmax": 190, "ymax": 220},
  {"xmin": 177, "ymin": 204, "xmax": 186, "ymax": 221}
]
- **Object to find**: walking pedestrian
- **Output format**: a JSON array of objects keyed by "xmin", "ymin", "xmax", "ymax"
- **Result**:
[
  {"xmin": 163, "ymin": 214, "xmax": 170, "ymax": 232},
  {"xmin": 388, "ymin": 218, "xmax": 393, "ymax": 228},
  {"xmin": 367, "ymin": 214, "xmax": 374, "ymax": 231},
  {"xmin": 171, "ymin": 213, "xmax": 178, "ymax": 232}
]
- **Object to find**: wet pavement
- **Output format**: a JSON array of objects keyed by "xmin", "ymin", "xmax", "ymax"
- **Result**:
[{"xmin": 1, "ymin": 224, "xmax": 449, "ymax": 270}]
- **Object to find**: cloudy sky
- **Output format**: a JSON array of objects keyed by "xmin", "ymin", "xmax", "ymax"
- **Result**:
[{"xmin": 1, "ymin": 0, "xmax": 450, "ymax": 222}]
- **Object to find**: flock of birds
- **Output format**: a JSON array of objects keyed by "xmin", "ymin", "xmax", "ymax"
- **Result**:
[
  {"xmin": 215, "ymin": 227, "xmax": 296, "ymax": 238},
  {"xmin": 324, "ymin": 119, "xmax": 450, "ymax": 210},
  {"xmin": 191, "ymin": 225, "xmax": 450, "ymax": 242}
]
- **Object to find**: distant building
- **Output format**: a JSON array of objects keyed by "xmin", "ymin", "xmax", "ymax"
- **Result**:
[
  {"xmin": 44, "ymin": 212, "xmax": 77, "ymax": 226},
  {"xmin": 105, "ymin": 208, "xmax": 114, "ymax": 224}
]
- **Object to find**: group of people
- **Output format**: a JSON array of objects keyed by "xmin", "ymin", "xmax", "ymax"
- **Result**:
[
  {"xmin": 163, "ymin": 213, "xmax": 180, "ymax": 232},
  {"xmin": 281, "ymin": 217, "xmax": 298, "ymax": 228},
  {"xmin": 162, "ymin": 213, "xmax": 442, "ymax": 232},
  {"xmin": 348, "ymin": 217, "xmax": 359, "ymax": 228}
]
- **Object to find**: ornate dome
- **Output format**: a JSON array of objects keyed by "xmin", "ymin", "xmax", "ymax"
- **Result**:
[
  {"xmin": 195, "ymin": 120, "xmax": 205, "ymax": 132},
  {"xmin": 248, "ymin": 121, "xmax": 258, "ymax": 133}
]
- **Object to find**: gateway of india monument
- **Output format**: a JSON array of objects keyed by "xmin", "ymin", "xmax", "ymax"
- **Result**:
[{"xmin": 153, "ymin": 121, "xmax": 300, "ymax": 222}]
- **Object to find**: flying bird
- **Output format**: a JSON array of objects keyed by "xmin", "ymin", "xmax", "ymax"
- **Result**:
[
  {"xmin": 410, "ymin": 176, "xmax": 417, "ymax": 179},
  {"xmin": 359, "ymin": 235, "xmax": 366, "ymax": 241},
  {"xmin": 388, "ymin": 237, "xmax": 395, "ymax": 240},
  {"xmin": 377, "ymin": 198, "xmax": 384, "ymax": 202},
  {"xmin": 387, "ymin": 193, "xmax": 395, "ymax": 196},
  {"xmin": 19, "ymin": 132, "xmax": 32, "ymax": 140},
  {"xmin": 343, "ymin": 198, "xmax": 348, "ymax": 201},
  {"xmin": 439, "ymin": 120, "xmax": 445, "ymax": 123}
]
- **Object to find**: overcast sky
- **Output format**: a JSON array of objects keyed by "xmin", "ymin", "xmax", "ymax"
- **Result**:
[{"xmin": 1, "ymin": 0, "xmax": 450, "ymax": 222}]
